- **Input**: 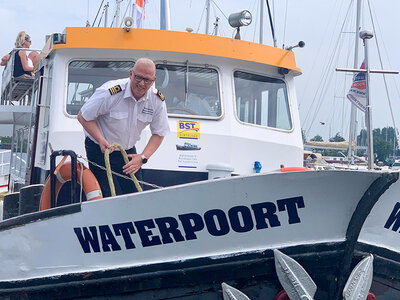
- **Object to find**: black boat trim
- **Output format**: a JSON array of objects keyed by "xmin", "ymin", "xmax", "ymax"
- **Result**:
[
  {"xmin": 2, "ymin": 241, "xmax": 400, "ymax": 298},
  {"xmin": 0, "ymin": 241, "xmax": 346, "ymax": 298},
  {"xmin": 335, "ymin": 172, "xmax": 399, "ymax": 300}
]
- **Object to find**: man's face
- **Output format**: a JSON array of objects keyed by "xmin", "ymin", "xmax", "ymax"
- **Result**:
[{"xmin": 130, "ymin": 63, "xmax": 156, "ymax": 100}]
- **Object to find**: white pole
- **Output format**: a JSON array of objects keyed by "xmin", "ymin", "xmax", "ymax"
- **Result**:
[
  {"xmin": 361, "ymin": 31, "xmax": 374, "ymax": 169},
  {"xmin": 104, "ymin": 2, "xmax": 109, "ymax": 27},
  {"xmin": 160, "ymin": 0, "xmax": 171, "ymax": 30},
  {"xmin": 259, "ymin": 0, "xmax": 264, "ymax": 44},
  {"xmin": 348, "ymin": 0, "xmax": 362, "ymax": 165},
  {"xmin": 205, "ymin": 0, "xmax": 211, "ymax": 34},
  {"xmin": 115, "ymin": 0, "xmax": 122, "ymax": 28}
]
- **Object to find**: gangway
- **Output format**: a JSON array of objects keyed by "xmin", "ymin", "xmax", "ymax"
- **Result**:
[{"xmin": 0, "ymin": 49, "xmax": 40, "ymax": 191}]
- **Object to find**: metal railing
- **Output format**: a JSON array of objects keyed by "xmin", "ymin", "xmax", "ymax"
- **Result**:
[
  {"xmin": 0, "ymin": 150, "xmax": 11, "ymax": 176},
  {"xmin": 1, "ymin": 48, "xmax": 41, "ymax": 105}
]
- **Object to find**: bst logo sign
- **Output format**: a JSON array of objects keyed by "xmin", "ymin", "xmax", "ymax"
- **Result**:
[{"xmin": 177, "ymin": 121, "xmax": 200, "ymax": 139}]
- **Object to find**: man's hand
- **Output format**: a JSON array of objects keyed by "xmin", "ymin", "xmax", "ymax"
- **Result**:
[
  {"xmin": 99, "ymin": 138, "xmax": 112, "ymax": 153},
  {"xmin": 123, "ymin": 154, "xmax": 143, "ymax": 175}
]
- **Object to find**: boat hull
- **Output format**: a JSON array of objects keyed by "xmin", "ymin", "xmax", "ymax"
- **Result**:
[{"xmin": 0, "ymin": 170, "xmax": 398, "ymax": 299}]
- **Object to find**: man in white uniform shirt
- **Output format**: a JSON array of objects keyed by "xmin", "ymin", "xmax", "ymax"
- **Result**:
[{"xmin": 78, "ymin": 58, "xmax": 170, "ymax": 197}]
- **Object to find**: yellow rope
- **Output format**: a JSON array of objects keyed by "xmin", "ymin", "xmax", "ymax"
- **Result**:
[{"xmin": 104, "ymin": 143, "xmax": 143, "ymax": 196}]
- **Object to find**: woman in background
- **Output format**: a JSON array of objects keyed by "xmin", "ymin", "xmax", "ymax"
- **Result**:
[{"xmin": 0, "ymin": 31, "xmax": 38, "ymax": 78}]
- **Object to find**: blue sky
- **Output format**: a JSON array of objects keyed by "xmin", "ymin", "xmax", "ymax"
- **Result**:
[{"xmin": 1, "ymin": 0, "xmax": 400, "ymax": 141}]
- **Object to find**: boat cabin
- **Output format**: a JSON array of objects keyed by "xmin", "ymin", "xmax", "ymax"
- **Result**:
[{"xmin": 0, "ymin": 27, "xmax": 303, "ymax": 192}]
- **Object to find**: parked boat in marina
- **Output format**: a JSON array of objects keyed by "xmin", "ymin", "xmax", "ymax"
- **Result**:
[{"xmin": 0, "ymin": 1, "xmax": 400, "ymax": 299}]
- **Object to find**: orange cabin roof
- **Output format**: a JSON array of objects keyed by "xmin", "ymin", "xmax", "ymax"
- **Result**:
[{"xmin": 53, "ymin": 27, "xmax": 301, "ymax": 74}]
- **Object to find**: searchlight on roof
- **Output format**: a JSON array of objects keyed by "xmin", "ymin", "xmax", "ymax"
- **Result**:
[{"xmin": 228, "ymin": 10, "xmax": 252, "ymax": 40}]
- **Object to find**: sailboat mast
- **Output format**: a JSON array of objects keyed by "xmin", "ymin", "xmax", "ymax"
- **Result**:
[
  {"xmin": 347, "ymin": 0, "xmax": 362, "ymax": 165},
  {"xmin": 361, "ymin": 31, "xmax": 374, "ymax": 169}
]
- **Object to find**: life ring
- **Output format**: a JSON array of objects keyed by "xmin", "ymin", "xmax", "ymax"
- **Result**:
[
  {"xmin": 280, "ymin": 167, "xmax": 312, "ymax": 172},
  {"xmin": 40, "ymin": 162, "xmax": 103, "ymax": 210}
]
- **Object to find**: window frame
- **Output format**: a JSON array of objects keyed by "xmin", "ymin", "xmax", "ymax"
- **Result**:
[
  {"xmin": 64, "ymin": 58, "xmax": 135, "ymax": 118},
  {"xmin": 232, "ymin": 68, "xmax": 294, "ymax": 132},
  {"xmin": 154, "ymin": 60, "xmax": 224, "ymax": 120}
]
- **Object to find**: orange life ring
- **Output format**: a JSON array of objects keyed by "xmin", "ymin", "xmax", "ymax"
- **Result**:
[
  {"xmin": 40, "ymin": 162, "xmax": 103, "ymax": 210},
  {"xmin": 280, "ymin": 167, "xmax": 312, "ymax": 172}
]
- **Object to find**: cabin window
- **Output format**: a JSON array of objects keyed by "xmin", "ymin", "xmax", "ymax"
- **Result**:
[
  {"xmin": 234, "ymin": 71, "xmax": 292, "ymax": 130},
  {"xmin": 43, "ymin": 64, "xmax": 53, "ymax": 128},
  {"xmin": 155, "ymin": 64, "xmax": 221, "ymax": 118},
  {"xmin": 66, "ymin": 61, "xmax": 134, "ymax": 115}
]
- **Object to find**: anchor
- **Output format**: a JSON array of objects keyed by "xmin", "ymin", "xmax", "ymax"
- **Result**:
[{"xmin": 221, "ymin": 249, "xmax": 375, "ymax": 300}]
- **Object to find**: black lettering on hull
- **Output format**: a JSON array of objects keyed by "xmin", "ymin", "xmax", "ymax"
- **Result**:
[{"xmin": 74, "ymin": 196, "xmax": 305, "ymax": 253}]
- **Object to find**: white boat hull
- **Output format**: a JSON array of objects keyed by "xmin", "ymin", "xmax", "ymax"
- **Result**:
[{"xmin": 1, "ymin": 169, "xmax": 397, "ymax": 299}]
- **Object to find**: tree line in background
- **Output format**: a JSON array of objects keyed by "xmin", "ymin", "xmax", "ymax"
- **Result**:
[
  {"xmin": 0, "ymin": 136, "xmax": 12, "ymax": 149},
  {"xmin": 304, "ymin": 127, "xmax": 398, "ymax": 164}
]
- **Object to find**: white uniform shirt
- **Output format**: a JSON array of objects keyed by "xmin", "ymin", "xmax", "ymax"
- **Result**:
[{"xmin": 81, "ymin": 78, "xmax": 170, "ymax": 150}]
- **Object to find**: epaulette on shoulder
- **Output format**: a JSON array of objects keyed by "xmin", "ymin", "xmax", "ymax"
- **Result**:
[
  {"xmin": 156, "ymin": 89, "xmax": 165, "ymax": 101},
  {"xmin": 108, "ymin": 85, "xmax": 122, "ymax": 95}
]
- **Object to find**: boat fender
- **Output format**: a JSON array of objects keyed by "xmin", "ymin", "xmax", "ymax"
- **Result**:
[
  {"xmin": 40, "ymin": 162, "xmax": 103, "ymax": 210},
  {"xmin": 280, "ymin": 167, "xmax": 312, "ymax": 172},
  {"xmin": 274, "ymin": 290, "xmax": 289, "ymax": 300},
  {"xmin": 367, "ymin": 291, "xmax": 376, "ymax": 300}
]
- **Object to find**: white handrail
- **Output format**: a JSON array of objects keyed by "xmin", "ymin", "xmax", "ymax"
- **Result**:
[{"xmin": 0, "ymin": 150, "xmax": 11, "ymax": 176}]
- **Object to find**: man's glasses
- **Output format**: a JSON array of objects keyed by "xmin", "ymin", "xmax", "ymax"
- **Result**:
[
  {"xmin": 25, "ymin": 39, "xmax": 31, "ymax": 43},
  {"xmin": 133, "ymin": 74, "xmax": 154, "ymax": 84}
]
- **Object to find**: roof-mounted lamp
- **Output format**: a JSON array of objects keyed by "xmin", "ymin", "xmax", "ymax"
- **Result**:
[
  {"xmin": 228, "ymin": 10, "xmax": 252, "ymax": 40},
  {"xmin": 124, "ymin": 16, "xmax": 134, "ymax": 32}
]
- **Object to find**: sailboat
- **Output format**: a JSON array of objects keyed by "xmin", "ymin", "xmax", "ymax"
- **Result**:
[
  {"xmin": 0, "ymin": 1, "xmax": 399, "ymax": 299},
  {"xmin": 304, "ymin": 0, "xmax": 399, "ymax": 173}
]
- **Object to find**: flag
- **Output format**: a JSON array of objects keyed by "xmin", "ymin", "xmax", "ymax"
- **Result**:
[
  {"xmin": 136, "ymin": 0, "xmax": 147, "ymax": 28},
  {"xmin": 346, "ymin": 61, "xmax": 367, "ymax": 112}
]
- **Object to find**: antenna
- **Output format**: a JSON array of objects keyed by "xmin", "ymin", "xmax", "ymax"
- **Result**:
[
  {"xmin": 266, "ymin": 0, "xmax": 277, "ymax": 47},
  {"xmin": 104, "ymin": 2, "xmax": 109, "ymax": 27},
  {"xmin": 285, "ymin": 41, "xmax": 305, "ymax": 51},
  {"xmin": 115, "ymin": 0, "xmax": 122, "ymax": 28},
  {"xmin": 92, "ymin": 0, "xmax": 105, "ymax": 27},
  {"xmin": 87, "ymin": 0, "xmax": 90, "ymax": 26}
]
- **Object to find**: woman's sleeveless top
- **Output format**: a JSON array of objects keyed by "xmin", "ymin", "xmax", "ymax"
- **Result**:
[{"xmin": 13, "ymin": 50, "xmax": 31, "ymax": 77}]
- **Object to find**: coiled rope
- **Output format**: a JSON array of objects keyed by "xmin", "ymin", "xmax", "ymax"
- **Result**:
[{"xmin": 104, "ymin": 143, "xmax": 143, "ymax": 196}]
